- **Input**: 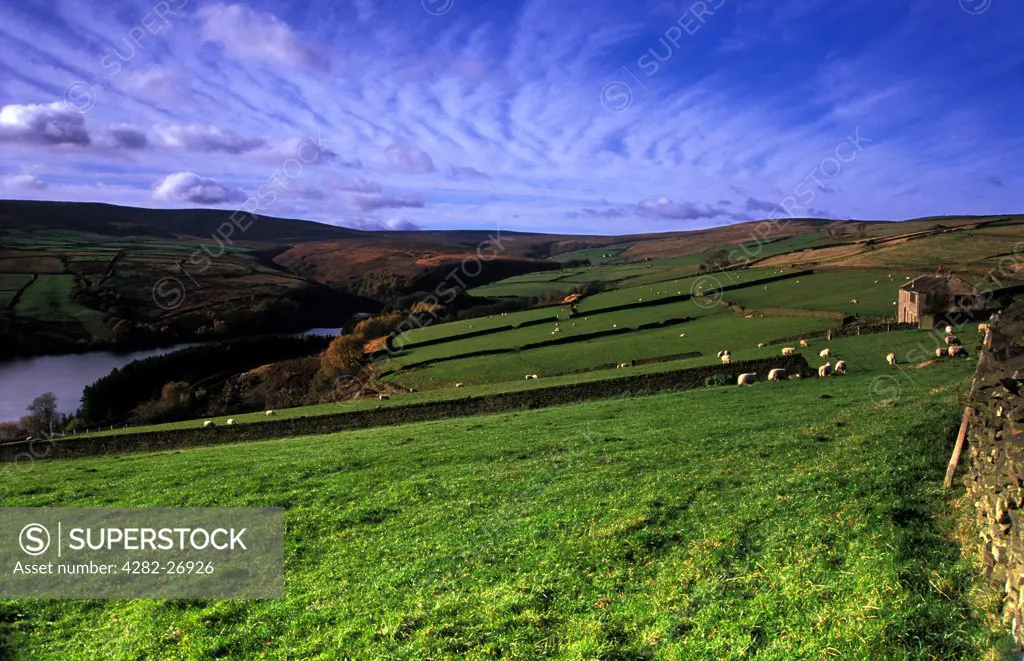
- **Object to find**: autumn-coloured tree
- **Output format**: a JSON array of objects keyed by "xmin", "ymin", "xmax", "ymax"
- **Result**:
[
  {"xmin": 320, "ymin": 334, "xmax": 365, "ymax": 377},
  {"xmin": 354, "ymin": 312, "xmax": 403, "ymax": 340}
]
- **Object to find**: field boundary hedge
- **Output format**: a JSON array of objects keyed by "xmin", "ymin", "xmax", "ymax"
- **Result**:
[{"xmin": 0, "ymin": 355, "xmax": 813, "ymax": 462}]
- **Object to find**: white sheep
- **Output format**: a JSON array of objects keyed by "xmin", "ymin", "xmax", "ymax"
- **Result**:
[
  {"xmin": 717, "ymin": 350, "xmax": 728, "ymax": 358},
  {"xmin": 949, "ymin": 345, "xmax": 967, "ymax": 358},
  {"xmin": 818, "ymin": 362, "xmax": 833, "ymax": 378},
  {"xmin": 768, "ymin": 368, "xmax": 787, "ymax": 381},
  {"xmin": 834, "ymin": 360, "xmax": 847, "ymax": 375},
  {"xmin": 226, "ymin": 419, "xmax": 236, "ymax": 425},
  {"xmin": 819, "ymin": 348, "xmax": 832, "ymax": 358},
  {"xmin": 757, "ymin": 342, "xmax": 767, "ymax": 348},
  {"xmin": 935, "ymin": 347, "xmax": 947, "ymax": 358},
  {"xmin": 525, "ymin": 374, "xmax": 540, "ymax": 379},
  {"xmin": 781, "ymin": 347, "xmax": 797, "ymax": 356},
  {"xmin": 378, "ymin": 394, "xmax": 390, "ymax": 400},
  {"xmin": 799, "ymin": 339, "xmax": 810, "ymax": 347},
  {"xmin": 203, "ymin": 420, "xmax": 216, "ymax": 428},
  {"xmin": 679, "ymin": 332, "xmax": 686, "ymax": 337},
  {"xmin": 886, "ymin": 352, "xmax": 897, "ymax": 365},
  {"xmin": 850, "ymin": 299, "xmax": 858, "ymax": 304},
  {"xmin": 265, "ymin": 410, "xmax": 276, "ymax": 416},
  {"xmin": 721, "ymin": 354, "xmax": 732, "ymax": 365},
  {"xmin": 455, "ymin": 382, "xmax": 466, "ymax": 388},
  {"xmin": 616, "ymin": 363, "xmax": 630, "ymax": 369},
  {"xmin": 945, "ymin": 325, "xmax": 953, "ymax": 335},
  {"xmin": 737, "ymin": 372, "xmax": 758, "ymax": 386}
]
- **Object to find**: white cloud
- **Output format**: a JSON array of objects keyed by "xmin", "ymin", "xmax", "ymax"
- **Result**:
[
  {"xmin": 152, "ymin": 172, "xmax": 241, "ymax": 204},
  {"xmin": 0, "ymin": 174, "xmax": 48, "ymax": 191},
  {"xmin": 155, "ymin": 124, "xmax": 265, "ymax": 154},
  {"xmin": 330, "ymin": 177, "xmax": 383, "ymax": 193},
  {"xmin": 636, "ymin": 198, "xmax": 725, "ymax": 221},
  {"xmin": 346, "ymin": 193, "xmax": 425, "ymax": 212},
  {"xmin": 338, "ymin": 217, "xmax": 422, "ymax": 231},
  {"xmin": 198, "ymin": 3, "xmax": 324, "ymax": 69},
  {"xmin": 385, "ymin": 143, "xmax": 437, "ymax": 174},
  {"xmin": 0, "ymin": 103, "xmax": 90, "ymax": 146}
]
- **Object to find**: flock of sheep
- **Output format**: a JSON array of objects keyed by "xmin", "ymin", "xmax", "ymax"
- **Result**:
[
  {"xmin": 199, "ymin": 319, "xmax": 992, "ymax": 429},
  {"xmin": 732, "ymin": 339, "xmax": 849, "ymax": 386},
  {"xmin": 732, "ymin": 321, "xmax": 984, "ymax": 388},
  {"xmin": 202, "ymin": 410, "xmax": 275, "ymax": 428}
]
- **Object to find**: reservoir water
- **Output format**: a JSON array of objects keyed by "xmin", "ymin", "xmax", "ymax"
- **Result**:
[{"xmin": 0, "ymin": 328, "xmax": 340, "ymax": 422}]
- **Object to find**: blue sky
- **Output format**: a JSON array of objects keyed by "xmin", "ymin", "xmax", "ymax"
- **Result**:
[{"xmin": 0, "ymin": 0, "xmax": 1021, "ymax": 234}]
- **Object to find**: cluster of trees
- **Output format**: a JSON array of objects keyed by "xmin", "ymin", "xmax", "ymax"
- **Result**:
[
  {"xmin": 0, "ymin": 392, "xmax": 73, "ymax": 441},
  {"xmin": 80, "ymin": 335, "xmax": 332, "ymax": 425},
  {"xmin": 698, "ymin": 248, "xmax": 733, "ymax": 272}
]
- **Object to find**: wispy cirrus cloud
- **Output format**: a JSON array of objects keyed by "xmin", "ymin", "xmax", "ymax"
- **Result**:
[
  {"xmin": 198, "ymin": 3, "xmax": 325, "ymax": 69},
  {"xmin": 0, "ymin": 0, "xmax": 1020, "ymax": 233}
]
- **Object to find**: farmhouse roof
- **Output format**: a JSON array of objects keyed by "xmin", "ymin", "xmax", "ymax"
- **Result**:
[{"xmin": 900, "ymin": 274, "xmax": 981, "ymax": 293}]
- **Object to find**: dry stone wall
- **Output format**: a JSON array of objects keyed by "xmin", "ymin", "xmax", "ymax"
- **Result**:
[{"xmin": 964, "ymin": 303, "xmax": 1024, "ymax": 640}]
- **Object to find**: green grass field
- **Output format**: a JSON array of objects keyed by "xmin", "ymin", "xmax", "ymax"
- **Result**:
[
  {"xmin": 720, "ymin": 270, "xmax": 903, "ymax": 318},
  {"xmin": 2, "ymin": 362, "xmax": 1011, "ymax": 659},
  {"xmin": 13, "ymin": 274, "xmax": 102, "ymax": 323},
  {"xmin": 388, "ymin": 313, "xmax": 836, "ymax": 390}
]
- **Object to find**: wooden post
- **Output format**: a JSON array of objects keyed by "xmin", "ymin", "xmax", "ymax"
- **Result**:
[
  {"xmin": 943, "ymin": 325, "xmax": 994, "ymax": 488},
  {"xmin": 944, "ymin": 407, "xmax": 973, "ymax": 489}
]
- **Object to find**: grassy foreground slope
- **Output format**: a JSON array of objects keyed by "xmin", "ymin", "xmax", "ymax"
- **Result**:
[{"xmin": 3, "ymin": 363, "xmax": 1011, "ymax": 659}]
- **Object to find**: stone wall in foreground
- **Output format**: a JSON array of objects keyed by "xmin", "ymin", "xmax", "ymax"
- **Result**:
[{"xmin": 963, "ymin": 304, "xmax": 1024, "ymax": 640}]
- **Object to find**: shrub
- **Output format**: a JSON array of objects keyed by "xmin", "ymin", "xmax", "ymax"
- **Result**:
[{"xmin": 704, "ymin": 373, "xmax": 733, "ymax": 388}]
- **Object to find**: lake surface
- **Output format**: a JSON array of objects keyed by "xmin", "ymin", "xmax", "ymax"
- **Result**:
[{"xmin": 0, "ymin": 328, "xmax": 340, "ymax": 423}]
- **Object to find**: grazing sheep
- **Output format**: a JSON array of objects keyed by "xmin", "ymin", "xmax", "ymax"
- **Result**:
[
  {"xmin": 525, "ymin": 374, "xmax": 540, "ymax": 380},
  {"xmin": 737, "ymin": 372, "xmax": 758, "ymax": 386},
  {"xmin": 799, "ymin": 339, "xmax": 810, "ymax": 347},
  {"xmin": 721, "ymin": 354, "xmax": 732, "ymax": 365},
  {"xmin": 945, "ymin": 325, "xmax": 953, "ymax": 335},
  {"xmin": 757, "ymin": 342, "xmax": 767, "ymax": 348},
  {"xmin": 455, "ymin": 382, "xmax": 466, "ymax": 388},
  {"xmin": 781, "ymin": 347, "xmax": 797, "ymax": 356},
  {"xmin": 768, "ymin": 368, "xmax": 787, "ymax": 381},
  {"xmin": 886, "ymin": 352, "xmax": 897, "ymax": 366},
  {"xmin": 819, "ymin": 348, "xmax": 831, "ymax": 358},
  {"xmin": 935, "ymin": 347, "xmax": 947, "ymax": 358},
  {"xmin": 226, "ymin": 419, "xmax": 236, "ymax": 425},
  {"xmin": 818, "ymin": 362, "xmax": 833, "ymax": 378},
  {"xmin": 679, "ymin": 332, "xmax": 686, "ymax": 337},
  {"xmin": 850, "ymin": 299, "xmax": 859, "ymax": 304},
  {"xmin": 834, "ymin": 360, "xmax": 847, "ymax": 375},
  {"xmin": 265, "ymin": 410, "xmax": 276, "ymax": 416},
  {"xmin": 717, "ymin": 350, "xmax": 728, "ymax": 358},
  {"xmin": 949, "ymin": 345, "xmax": 968, "ymax": 358},
  {"xmin": 378, "ymin": 394, "xmax": 390, "ymax": 400},
  {"xmin": 617, "ymin": 363, "xmax": 631, "ymax": 369},
  {"xmin": 203, "ymin": 420, "xmax": 216, "ymax": 428}
]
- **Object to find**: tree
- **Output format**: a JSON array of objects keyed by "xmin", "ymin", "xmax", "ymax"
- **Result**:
[
  {"xmin": 24, "ymin": 392, "xmax": 60, "ymax": 438},
  {"xmin": 700, "ymin": 248, "xmax": 731, "ymax": 272},
  {"xmin": 320, "ymin": 335, "xmax": 365, "ymax": 377}
]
